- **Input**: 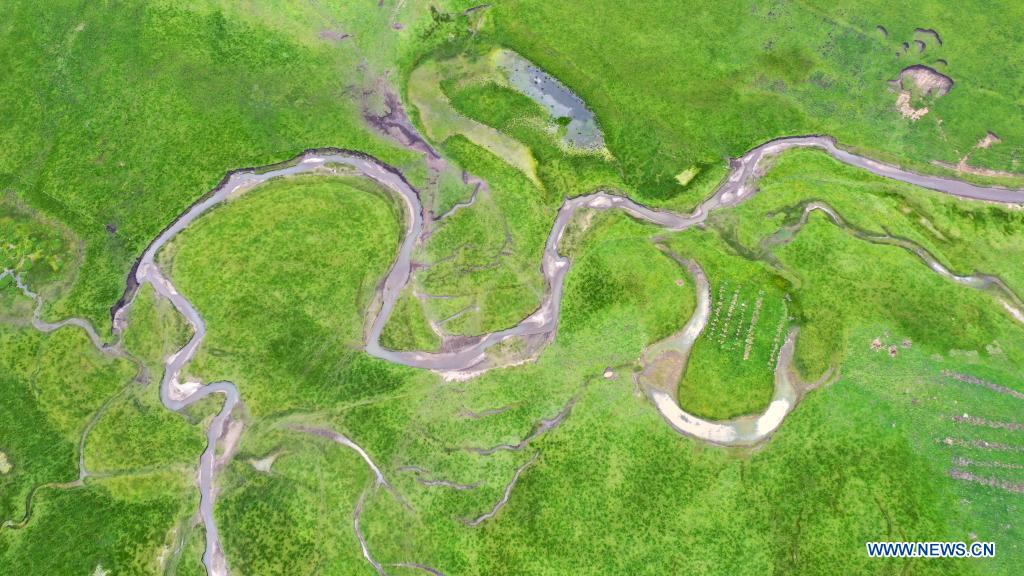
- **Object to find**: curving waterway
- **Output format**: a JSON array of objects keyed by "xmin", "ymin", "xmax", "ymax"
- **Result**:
[{"xmin": 9, "ymin": 135, "xmax": 1024, "ymax": 575}]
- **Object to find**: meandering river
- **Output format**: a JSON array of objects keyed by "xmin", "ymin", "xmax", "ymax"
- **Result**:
[{"xmin": 10, "ymin": 135, "xmax": 1023, "ymax": 575}]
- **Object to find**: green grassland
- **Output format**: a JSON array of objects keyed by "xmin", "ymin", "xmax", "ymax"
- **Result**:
[
  {"xmin": 1, "ymin": 480, "xmax": 192, "ymax": 575},
  {"xmin": 0, "ymin": 342, "xmax": 75, "ymax": 527},
  {"xmin": 644, "ymin": 147, "xmax": 1024, "ymax": 419},
  {"xmin": 275, "ymin": 245, "xmax": 1021, "ymax": 576},
  {"xmin": 123, "ymin": 283, "xmax": 194, "ymax": 371},
  {"xmin": 664, "ymin": 229, "xmax": 791, "ymax": 420},
  {"xmin": 216, "ymin": 428, "xmax": 376, "ymax": 575},
  {"xmin": 2, "ymin": 1, "xmax": 1024, "ymax": 574},
  {"xmin": 157, "ymin": 180, "xmax": 701, "ymax": 574},
  {"xmin": 558, "ymin": 210, "xmax": 694, "ymax": 345},
  {"xmin": 164, "ymin": 174, "xmax": 408, "ymax": 416},
  {"xmin": 1, "ymin": 194, "xmax": 80, "ymax": 295},
  {"xmin": 84, "ymin": 383, "xmax": 205, "ymax": 475},
  {"xmin": 415, "ymin": 136, "xmax": 554, "ymax": 335},
  {"xmin": 0, "ymin": 318, "xmax": 134, "ymax": 520},
  {"xmin": 724, "ymin": 149, "xmax": 1024, "ymax": 298},
  {"xmin": 356, "ymin": 286, "xmax": 1021, "ymax": 576},
  {"xmin": 773, "ymin": 212, "xmax": 1022, "ymax": 377},
  {"xmin": 379, "ymin": 288, "xmax": 442, "ymax": 353},
  {"xmin": 7, "ymin": 154, "xmax": 1022, "ymax": 573}
]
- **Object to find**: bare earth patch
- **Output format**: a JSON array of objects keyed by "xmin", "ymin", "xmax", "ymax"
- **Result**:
[
  {"xmin": 932, "ymin": 131, "xmax": 1022, "ymax": 177},
  {"xmin": 952, "ymin": 414, "xmax": 1024, "ymax": 432},
  {"xmin": 248, "ymin": 451, "xmax": 282, "ymax": 473},
  {"xmin": 897, "ymin": 90, "xmax": 929, "ymax": 119},
  {"xmin": 0, "ymin": 451, "xmax": 11, "ymax": 474},
  {"xmin": 896, "ymin": 65, "xmax": 953, "ymax": 96},
  {"xmin": 977, "ymin": 131, "xmax": 1002, "ymax": 149},
  {"xmin": 318, "ymin": 30, "xmax": 350, "ymax": 42},
  {"xmin": 891, "ymin": 65, "xmax": 952, "ymax": 120},
  {"xmin": 214, "ymin": 418, "xmax": 245, "ymax": 469},
  {"xmin": 931, "ymin": 159, "xmax": 1017, "ymax": 177}
]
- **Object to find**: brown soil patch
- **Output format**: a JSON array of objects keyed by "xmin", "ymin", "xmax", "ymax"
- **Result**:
[
  {"xmin": 248, "ymin": 451, "xmax": 282, "ymax": 473},
  {"xmin": 891, "ymin": 65, "xmax": 953, "ymax": 120},
  {"xmin": 931, "ymin": 131, "xmax": 1017, "ymax": 178},
  {"xmin": 942, "ymin": 437, "xmax": 1024, "ymax": 453},
  {"xmin": 942, "ymin": 370, "xmax": 1024, "ymax": 400},
  {"xmin": 896, "ymin": 65, "xmax": 953, "ymax": 97},
  {"xmin": 977, "ymin": 131, "xmax": 1001, "ymax": 149},
  {"xmin": 895, "ymin": 91, "xmax": 929, "ymax": 120},
  {"xmin": 953, "ymin": 456, "xmax": 1024, "ymax": 470},
  {"xmin": 318, "ymin": 30, "xmax": 350, "ymax": 42},
  {"xmin": 637, "ymin": 351, "xmax": 684, "ymax": 395},
  {"xmin": 932, "ymin": 160, "xmax": 1022, "ymax": 179},
  {"xmin": 952, "ymin": 414, "xmax": 1024, "ymax": 431}
]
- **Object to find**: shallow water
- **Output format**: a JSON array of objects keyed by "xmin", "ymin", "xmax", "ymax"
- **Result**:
[{"xmin": 498, "ymin": 51, "xmax": 605, "ymax": 150}]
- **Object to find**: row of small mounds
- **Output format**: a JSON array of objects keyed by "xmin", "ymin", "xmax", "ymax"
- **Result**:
[
  {"xmin": 871, "ymin": 333, "xmax": 912, "ymax": 358},
  {"xmin": 876, "ymin": 25, "xmax": 943, "ymax": 58}
]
